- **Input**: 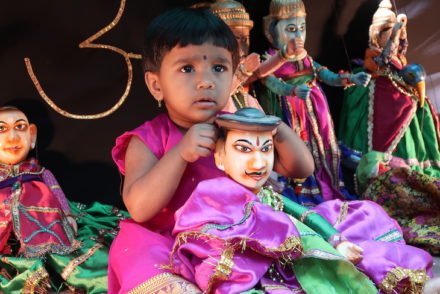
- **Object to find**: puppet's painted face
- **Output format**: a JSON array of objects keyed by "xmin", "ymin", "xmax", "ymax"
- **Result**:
[
  {"xmin": 216, "ymin": 129, "xmax": 274, "ymax": 193},
  {"xmin": 273, "ymin": 16, "xmax": 306, "ymax": 49},
  {"xmin": 0, "ymin": 109, "xmax": 36, "ymax": 165}
]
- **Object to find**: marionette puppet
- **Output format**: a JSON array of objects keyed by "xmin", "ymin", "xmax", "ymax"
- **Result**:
[
  {"xmin": 168, "ymin": 107, "xmax": 433, "ymax": 294},
  {"xmin": 210, "ymin": 0, "xmax": 305, "ymax": 114},
  {"xmin": 0, "ymin": 106, "xmax": 126, "ymax": 293},
  {"xmin": 338, "ymin": 0, "xmax": 440, "ymax": 255}
]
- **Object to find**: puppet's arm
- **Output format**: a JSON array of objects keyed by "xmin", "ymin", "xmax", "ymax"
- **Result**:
[
  {"xmin": 283, "ymin": 196, "xmax": 363, "ymax": 263},
  {"xmin": 315, "ymin": 61, "xmax": 371, "ymax": 88}
]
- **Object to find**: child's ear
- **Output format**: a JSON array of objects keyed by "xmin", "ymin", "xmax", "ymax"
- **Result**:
[
  {"xmin": 144, "ymin": 72, "xmax": 163, "ymax": 102},
  {"xmin": 214, "ymin": 139, "xmax": 225, "ymax": 171}
]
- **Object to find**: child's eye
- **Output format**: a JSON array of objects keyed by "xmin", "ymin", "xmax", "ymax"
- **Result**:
[
  {"xmin": 213, "ymin": 65, "xmax": 227, "ymax": 73},
  {"xmin": 180, "ymin": 65, "xmax": 194, "ymax": 73}
]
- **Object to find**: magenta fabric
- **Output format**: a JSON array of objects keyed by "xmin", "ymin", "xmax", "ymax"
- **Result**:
[
  {"xmin": 108, "ymin": 113, "xmax": 224, "ymax": 293},
  {"xmin": 171, "ymin": 177, "xmax": 302, "ymax": 293},
  {"xmin": 312, "ymin": 199, "xmax": 434, "ymax": 284}
]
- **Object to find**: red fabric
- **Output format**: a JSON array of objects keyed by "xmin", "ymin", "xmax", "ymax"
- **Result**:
[{"xmin": 372, "ymin": 76, "xmax": 415, "ymax": 152}]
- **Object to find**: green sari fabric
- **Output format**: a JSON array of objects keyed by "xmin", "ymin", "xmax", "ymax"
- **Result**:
[
  {"xmin": 0, "ymin": 201, "xmax": 128, "ymax": 293},
  {"xmin": 339, "ymin": 72, "xmax": 440, "ymax": 178}
]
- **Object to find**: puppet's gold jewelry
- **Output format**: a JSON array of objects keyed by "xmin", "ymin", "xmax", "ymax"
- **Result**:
[{"xmin": 25, "ymin": 0, "xmax": 142, "ymax": 119}]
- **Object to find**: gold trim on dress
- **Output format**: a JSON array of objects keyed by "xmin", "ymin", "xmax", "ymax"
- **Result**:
[
  {"xmin": 61, "ymin": 243, "xmax": 104, "ymax": 281},
  {"xmin": 380, "ymin": 267, "xmax": 428, "ymax": 294},
  {"xmin": 127, "ymin": 272, "xmax": 202, "ymax": 294},
  {"xmin": 23, "ymin": 267, "xmax": 50, "ymax": 294}
]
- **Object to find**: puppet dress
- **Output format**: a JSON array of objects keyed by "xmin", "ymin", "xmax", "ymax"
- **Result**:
[
  {"xmin": 108, "ymin": 113, "xmax": 224, "ymax": 293},
  {"xmin": 260, "ymin": 50, "xmax": 354, "ymax": 207},
  {"xmin": 169, "ymin": 177, "xmax": 432, "ymax": 293},
  {"xmin": 338, "ymin": 48, "xmax": 440, "ymax": 253},
  {"xmin": 0, "ymin": 159, "xmax": 127, "ymax": 293}
]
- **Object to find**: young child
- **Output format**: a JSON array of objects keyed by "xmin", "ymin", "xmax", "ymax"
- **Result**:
[
  {"xmin": 108, "ymin": 7, "xmax": 314, "ymax": 293},
  {"xmin": 169, "ymin": 108, "xmax": 433, "ymax": 294}
]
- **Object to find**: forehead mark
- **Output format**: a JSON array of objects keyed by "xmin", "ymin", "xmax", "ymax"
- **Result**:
[
  {"xmin": 203, "ymin": 55, "xmax": 207, "ymax": 60},
  {"xmin": 256, "ymin": 136, "xmax": 260, "ymax": 146}
]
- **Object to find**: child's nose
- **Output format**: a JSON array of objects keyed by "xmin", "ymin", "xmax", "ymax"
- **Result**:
[{"xmin": 197, "ymin": 79, "xmax": 215, "ymax": 89}]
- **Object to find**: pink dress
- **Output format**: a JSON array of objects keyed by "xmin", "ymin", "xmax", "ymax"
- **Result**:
[{"xmin": 108, "ymin": 113, "xmax": 224, "ymax": 293}]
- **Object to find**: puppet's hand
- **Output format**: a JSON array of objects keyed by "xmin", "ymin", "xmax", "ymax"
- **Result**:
[
  {"xmin": 242, "ymin": 53, "xmax": 261, "ymax": 74},
  {"xmin": 350, "ymin": 72, "xmax": 371, "ymax": 87},
  {"xmin": 336, "ymin": 241, "xmax": 363, "ymax": 264},
  {"xmin": 293, "ymin": 84, "xmax": 311, "ymax": 100}
]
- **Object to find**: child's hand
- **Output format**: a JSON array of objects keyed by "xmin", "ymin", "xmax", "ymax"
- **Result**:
[
  {"xmin": 336, "ymin": 241, "xmax": 363, "ymax": 264},
  {"xmin": 178, "ymin": 123, "xmax": 218, "ymax": 163}
]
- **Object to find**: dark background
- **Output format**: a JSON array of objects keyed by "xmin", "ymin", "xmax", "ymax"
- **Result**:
[{"xmin": 1, "ymin": 0, "xmax": 438, "ymax": 209}]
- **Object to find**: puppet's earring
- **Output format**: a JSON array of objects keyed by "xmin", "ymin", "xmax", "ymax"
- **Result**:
[
  {"xmin": 158, "ymin": 100, "xmax": 162, "ymax": 108},
  {"xmin": 31, "ymin": 142, "xmax": 35, "ymax": 149}
]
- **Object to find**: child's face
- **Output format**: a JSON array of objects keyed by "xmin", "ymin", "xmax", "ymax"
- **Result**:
[
  {"xmin": 0, "ymin": 109, "xmax": 36, "ymax": 165},
  {"xmin": 146, "ymin": 43, "xmax": 233, "ymax": 128},
  {"xmin": 217, "ymin": 129, "xmax": 274, "ymax": 193}
]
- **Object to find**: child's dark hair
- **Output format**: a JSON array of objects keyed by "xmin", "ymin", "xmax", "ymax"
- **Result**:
[{"xmin": 142, "ymin": 7, "xmax": 240, "ymax": 72}]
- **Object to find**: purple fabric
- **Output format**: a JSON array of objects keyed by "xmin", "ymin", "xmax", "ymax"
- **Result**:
[
  {"xmin": 171, "ymin": 177, "xmax": 302, "ymax": 293},
  {"xmin": 108, "ymin": 113, "xmax": 224, "ymax": 293},
  {"xmin": 42, "ymin": 169, "xmax": 70, "ymax": 213},
  {"xmin": 312, "ymin": 199, "xmax": 434, "ymax": 284}
]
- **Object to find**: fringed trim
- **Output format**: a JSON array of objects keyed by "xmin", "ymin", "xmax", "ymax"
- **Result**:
[
  {"xmin": 23, "ymin": 267, "xmax": 50, "ymax": 294},
  {"xmin": 380, "ymin": 267, "xmax": 429, "ymax": 294},
  {"xmin": 205, "ymin": 246, "xmax": 235, "ymax": 293},
  {"xmin": 171, "ymin": 231, "xmax": 302, "ymax": 262},
  {"xmin": 61, "ymin": 243, "xmax": 104, "ymax": 281},
  {"xmin": 127, "ymin": 273, "xmax": 201, "ymax": 294}
]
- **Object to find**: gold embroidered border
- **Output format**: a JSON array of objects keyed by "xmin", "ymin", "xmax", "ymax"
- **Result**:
[
  {"xmin": 23, "ymin": 267, "xmax": 50, "ymax": 294},
  {"xmin": 61, "ymin": 243, "xmax": 103, "ymax": 280},
  {"xmin": 127, "ymin": 272, "xmax": 201, "ymax": 294},
  {"xmin": 335, "ymin": 201, "xmax": 349, "ymax": 226},
  {"xmin": 380, "ymin": 267, "xmax": 428, "ymax": 294},
  {"xmin": 173, "ymin": 231, "xmax": 301, "ymax": 259},
  {"xmin": 206, "ymin": 246, "xmax": 235, "ymax": 293}
]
